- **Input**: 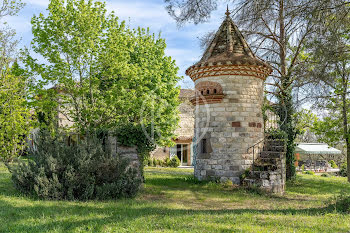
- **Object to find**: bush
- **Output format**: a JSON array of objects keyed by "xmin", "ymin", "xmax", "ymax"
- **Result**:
[
  {"xmin": 321, "ymin": 173, "xmax": 330, "ymax": 177},
  {"xmin": 164, "ymin": 157, "xmax": 170, "ymax": 166},
  {"xmin": 303, "ymin": 170, "xmax": 315, "ymax": 175},
  {"xmin": 329, "ymin": 192, "xmax": 350, "ymax": 213},
  {"xmin": 147, "ymin": 157, "xmax": 154, "ymax": 167},
  {"xmin": 168, "ymin": 157, "xmax": 180, "ymax": 168},
  {"xmin": 301, "ymin": 164, "xmax": 305, "ymax": 172},
  {"xmin": 8, "ymin": 131, "xmax": 142, "ymax": 200},
  {"xmin": 339, "ymin": 163, "xmax": 347, "ymax": 177},
  {"xmin": 329, "ymin": 160, "xmax": 338, "ymax": 168}
]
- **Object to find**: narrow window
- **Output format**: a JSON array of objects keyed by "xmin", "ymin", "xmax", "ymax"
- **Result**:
[
  {"xmin": 201, "ymin": 90, "xmax": 204, "ymax": 95},
  {"xmin": 214, "ymin": 89, "xmax": 217, "ymax": 94},
  {"xmin": 202, "ymin": 139, "xmax": 207, "ymax": 153},
  {"xmin": 163, "ymin": 147, "xmax": 167, "ymax": 153},
  {"xmin": 207, "ymin": 90, "xmax": 210, "ymax": 95}
]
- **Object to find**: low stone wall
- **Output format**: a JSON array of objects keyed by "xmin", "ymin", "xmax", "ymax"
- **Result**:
[
  {"xmin": 109, "ymin": 136, "xmax": 142, "ymax": 179},
  {"xmin": 244, "ymin": 169, "xmax": 285, "ymax": 195}
]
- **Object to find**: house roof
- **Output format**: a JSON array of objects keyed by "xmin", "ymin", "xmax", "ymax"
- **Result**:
[
  {"xmin": 186, "ymin": 9, "xmax": 271, "ymax": 74},
  {"xmin": 295, "ymin": 143, "xmax": 342, "ymax": 155},
  {"xmin": 179, "ymin": 89, "xmax": 195, "ymax": 99}
]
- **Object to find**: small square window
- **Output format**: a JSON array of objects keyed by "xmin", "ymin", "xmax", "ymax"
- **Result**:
[{"xmin": 202, "ymin": 139, "xmax": 207, "ymax": 153}]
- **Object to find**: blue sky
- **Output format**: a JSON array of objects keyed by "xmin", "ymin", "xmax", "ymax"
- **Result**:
[{"xmin": 5, "ymin": 0, "xmax": 229, "ymax": 89}]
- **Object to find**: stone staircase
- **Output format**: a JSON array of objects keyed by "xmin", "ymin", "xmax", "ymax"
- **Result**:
[{"xmin": 243, "ymin": 138, "xmax": 286, "ymax": 194}]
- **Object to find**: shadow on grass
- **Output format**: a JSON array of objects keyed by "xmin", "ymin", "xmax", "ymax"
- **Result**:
[
  {"xmin": 0, "ymin": 197, "xmax": 346, "ymax": 233},
  {"xmin": 286, "ymin": 175, "xmax": 350, "ymax": 196},
  {"xmin": 1, "ymin": 165, "xmax": 349, "ymax": 232}
]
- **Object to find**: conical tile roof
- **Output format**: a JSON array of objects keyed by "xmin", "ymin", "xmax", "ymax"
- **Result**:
[{"xmin": 186, "ymin": 10, "xmax": 272, "ymax": 79}]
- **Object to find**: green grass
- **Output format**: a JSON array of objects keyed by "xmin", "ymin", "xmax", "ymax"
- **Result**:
[{"xmin": 0, "ymin": 164, "xmax": 349, "ymax": 232}]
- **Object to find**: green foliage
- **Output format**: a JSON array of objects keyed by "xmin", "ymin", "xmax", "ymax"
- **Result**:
[
  {"xmin": 168, "ymin": 157, "xmax": 180, "ymax": 168},
  {"xmin": 301, "ymin": 164, "xmax": 305, "ymax": 172},
  {"xmin": 276, "ymin": 92, "xmax": 297, "ymax": 181},
  {"xmin": 0, "ymin": 64, "xmax": 32, "ymax": 161},
  {"xmin": 0, "ymin": 1, "xmax": 30, "ymax": 162},
  {"xmin": 265, "ymin": 128, "xmax": 288, "ymax": 140},
  {"xmin": 8, "ymin": 130, "xmax": 141, "ymax": 200},
  {"xmin": 329, "ymin": 160, "xmax": 338, "ymax": 169},
  {"xmin": 339, "ymin": 163, "xmax": 348, "ymax": 177},
  {"xmin": 240, "ymin": 168, "xmax": 251, "ymax": 182},
  {"xmin": 294, "ymin": 109, "xmax": 318, "ymax": 135},
  {"xmin": 222, "ymin": 179, "xmax": 234, "ymax": 188},
  {"xmin": 303, "ymin": 170, "xmax": 315, "ymax": 175},
  {"xmin": 146, "ymin": 156, "xmax": 180, "ymax": 168},
  {"xmin": 329, "ymin": 192, "xmax": 350, "ymax": 214},
  {"xmin": 0, "ymin": 164, "xmax": 350, "ymax": 232},
  {"xmin": 164, "ymin": 157, "xmax": 170, "ymax": 166},
  {"xmin": 24, "ymin": 0, "xmax": 181, "ymax": 147}
]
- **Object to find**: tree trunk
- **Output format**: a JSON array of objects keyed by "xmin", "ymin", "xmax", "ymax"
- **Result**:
[
  {"xmin": 278, "ymin": 0, "xmax": 296, "ymax": 180},
  {"xmin": 341, "ymin": 74, "xmax": 350, "ymax": 182}
]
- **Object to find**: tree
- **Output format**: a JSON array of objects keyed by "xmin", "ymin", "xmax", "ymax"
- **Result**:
[
  {"xmin": 0, "ymin": 0, "xmax": 31, "ymax": 161},
  {"xmin": 301, "ymin": 6, "xmax": 350, "ymax": 182},
  {"xmin": 294, "ymin": 109, "xmax": 318, "ymax": 143},
  {"xmin": 24, "ymin": 0, "xmax": 181, "ymax": 152},
  {"xmin": 165, "ymin": 0, "xmax": 349, "ymax": 180}
]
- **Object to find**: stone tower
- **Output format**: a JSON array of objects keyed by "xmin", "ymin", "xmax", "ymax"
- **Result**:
[{"xmin": 186, "ymin": 10, "xmax": 272, "ymax": 184}]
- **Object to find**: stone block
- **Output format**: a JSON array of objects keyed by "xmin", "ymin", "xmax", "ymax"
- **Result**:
[{"xmin": 232, "ymin": 121, "xmax": 241, "ymax": 127}]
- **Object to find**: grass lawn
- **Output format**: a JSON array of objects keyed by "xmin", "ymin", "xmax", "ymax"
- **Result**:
[{"xmin": 0, "ymin": 163, "xmax": 349, "ymax": 233}]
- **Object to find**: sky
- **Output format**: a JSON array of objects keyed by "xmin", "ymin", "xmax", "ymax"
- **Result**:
[{"xmin": 5, "ymin": 0, "xmax": 229, "ymax": 89}]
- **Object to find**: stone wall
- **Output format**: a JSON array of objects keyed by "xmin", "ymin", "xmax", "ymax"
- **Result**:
[
  {"xmin": 109, "ymin": 136, "xmax": 142, "ymax": 179},
  {"xmin": 150, "ymin": 89, "xmax": 195, "ymax": 161},
  {"xmin": 174, "ymin": 100, "xmax": 195, "ymax": 139},
  {"xmin": 194, "ymin": 75, "xmax": 264, "ymax": 184},
  {"xmin": 151, "ymin": 146, "xmax": 169, "ymax": 160}
]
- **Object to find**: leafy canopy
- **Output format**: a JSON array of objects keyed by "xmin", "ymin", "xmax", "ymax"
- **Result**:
[{"xmin": 24, "ymin": 0, "xmax": 181, "ymax": 148}]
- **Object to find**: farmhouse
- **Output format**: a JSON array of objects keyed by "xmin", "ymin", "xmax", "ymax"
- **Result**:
[{"xmin": 151, "ymin": 89, "xmax": 195, "ymax": 166}]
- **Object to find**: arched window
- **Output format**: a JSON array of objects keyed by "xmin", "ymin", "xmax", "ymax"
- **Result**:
[
  {"xmin": 214, "ymin": 89, "xmax": 217, "ymax": 94},
  {"xmin": 206, "ymin": 90, "xmax": 210, "ymax": 95}
]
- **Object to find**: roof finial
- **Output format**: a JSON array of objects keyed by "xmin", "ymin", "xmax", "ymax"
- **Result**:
[{"xmin": 225, "ymin": 5, "xmax": 230, "ymax": 16}]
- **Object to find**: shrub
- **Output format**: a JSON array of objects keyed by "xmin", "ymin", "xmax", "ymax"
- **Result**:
[
  {"xmin": 168, "ymin": 157, "xmax": 180, "ymax": 167},
  {"xmin": 164, "ymin": 157, "xmax": 170, "ymax": 166},
  {"xmin": 240, "ymin": 168, "xmax": 251, "ymax": 182},
  {"xmin": 303, "ymin": 170, "xmax": 315, "ymax": 175},
  {"xmin": 147, "ymin": 157, "xmax": 153, "ymax": 167},
  {"xmin": 329, "ymin": 192, "xmax": 350, "ymax": 213},
  {"xmin": 301, "ymin": 164, "xmax": 305, "ymax": 172},
  {"xmin": 222, "ymin": 179, "xmax": 234, "ymax": 188},
  {"xmin": 321, "ymin": 173, "xmax": 330, "ymax": 177},
  {"xmin": 339, "ymin": 163, "xmax": 347, "ymax": 177},
  {"xmin": 329, "ymin": 160, "xmax": 338, "ymax": 168},
  {"xmin": 8, "ymin": 131, "xmax": 142, "ymax": 200}
]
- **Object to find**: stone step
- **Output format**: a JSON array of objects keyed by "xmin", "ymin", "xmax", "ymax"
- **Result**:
[
  {"xmin": 250, "ymin": 170, "xmax": 270, "ymax": 179},
  {"xmin": 259, "ymin": 151, "xmax": 284, "ymax": 158},
  {"xmin": 257, "ymin": 157, "xmax": 282, "ymax": 163},
  {"xmin": 264, "ymin": 140, "xmax": 286, "ymax": 147},
  {"xmin": 263, "ymin": 145, "xmax": 286, "ymax": 152},
  {"xmin": 242, "ymin": 178, "xmax": 262, "ymax": 186}
]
